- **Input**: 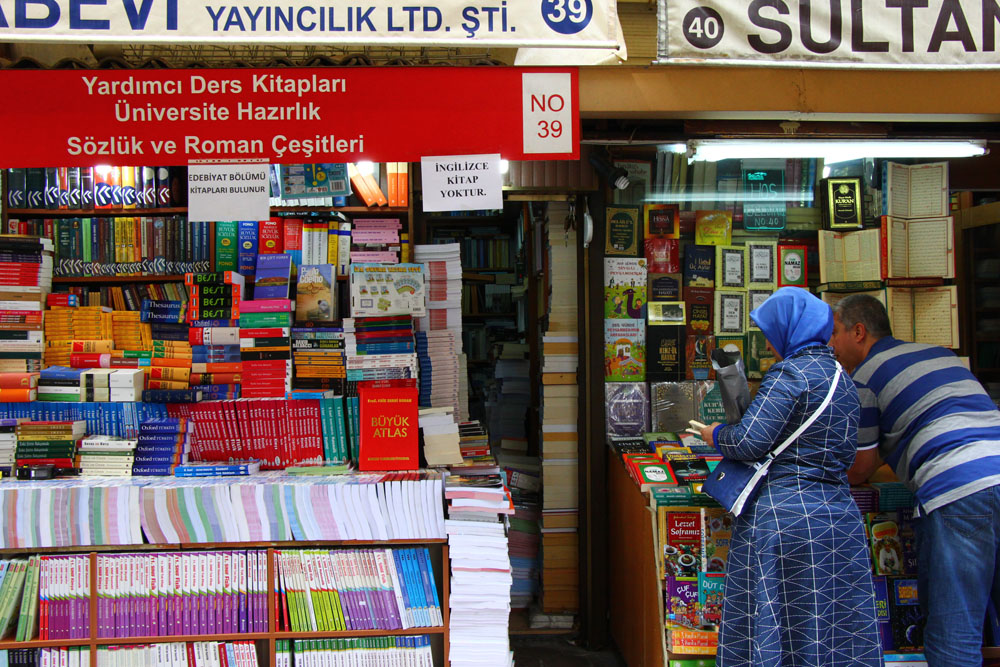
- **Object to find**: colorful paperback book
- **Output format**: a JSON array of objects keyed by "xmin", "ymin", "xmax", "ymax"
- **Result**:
[
  {"xmin": 295, "ymin": 265, "xmax": 337, "ymax": 322},
  {"xmin": 694, "ymin": 210, "xmax": 732, "ymax": 246},
  {"xmin": 254, "ymin": 253, "xmax": 293, "ymax": 300},
  {"xmin": 604, "ymin": 206, "xmax": 640, "ymax": 256},
  {"xmin": 697, "ymin": 572, "xmax": 724, "ymax": 626},
  {"xmin": 349, "ymin": 264, "xmax": 426, "ymax": 318},
  {"xmin": 683, "ymin": 245, "xmax": 715, "ymax": 288},
  {"xmin": 664, "ymin": 577, "xmax": 700, "ymax": 630},
  {"xmin": 604, "ymin": 319, "xmax": 645, "ymax": 382},
  {"xmin": 604, "ymin": 257, "xmax": 648, "ymax": 320}
]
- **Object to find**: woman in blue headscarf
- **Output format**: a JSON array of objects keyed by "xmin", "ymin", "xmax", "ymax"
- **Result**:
[{"xmin": 699, "ymin": 287, "xmax": 881, "ymax": 667}]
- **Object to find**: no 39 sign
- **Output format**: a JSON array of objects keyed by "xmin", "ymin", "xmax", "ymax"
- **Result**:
[{"xmin": 522, "ymin": 72, "xmax": 573, "ymax": 155}]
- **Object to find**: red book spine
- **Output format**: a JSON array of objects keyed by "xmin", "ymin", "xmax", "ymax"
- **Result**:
[
  {"xmin": 258, "ymin": 219, "xmax": 283, "ymax": 254},
  {"xmin": 880, "ymin": 215, "xmax": 890, "ymax": 279}
]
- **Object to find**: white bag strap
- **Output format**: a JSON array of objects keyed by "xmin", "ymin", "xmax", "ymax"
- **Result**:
[{"xmin": 766, "ymin": 361, "xmax": 843, "ymax": 462}]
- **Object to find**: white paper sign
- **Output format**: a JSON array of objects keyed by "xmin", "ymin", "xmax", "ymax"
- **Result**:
[
  {"xmin": 662, "ymin": 0, "xmax": 1000, "ymax": 67},
  {"xmin": 187, "ymin": 161, "xmax": 271, "ymax": 223},
  {"xmin": 522, "ymin": 72, "xmax": 573, "ymax": 154},
  {"xmin": 0, "ymin": 0, "xmax": 621, "ymax": 48},
  {"xmin": 420, "ymin": 154, "xmax": 503, "ymax": 212}
]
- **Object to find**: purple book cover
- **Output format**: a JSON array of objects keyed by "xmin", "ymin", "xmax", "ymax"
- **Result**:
[
  {"xmin": 237, "ymin": 552, "xmax": 247, "ymax": 634},
  {"xmin": 338, "ymin": 552, "xmax": 359, "ymax": 631},
  {"xmin": 222, "ymin": 552, "xmax": 233, "ymax": 634},
  {"xmin": 197, "ymin": 553, "xmax": 207, "ymax": 636},
  {"xmin": 368, "ymin": 550, "xmax": 391, "ymax": 629},
  {"xmin": 258, "ymin": 549, "xmax": 267, "ymax": 632},
  {"xmin": 251, "ymin": 550, "xmax": 261, "ymax": 633},
  {"xmin": 181, "ymin": 554, "xmax": 191, "ymax": 636}
]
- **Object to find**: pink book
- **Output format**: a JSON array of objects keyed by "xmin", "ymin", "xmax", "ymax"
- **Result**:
[
  {"xmin": 350, "ymin": 251, "xmax": 399, "ymax": 264},
  {"xmin": 354, "ymin": 218, "xmax": 402, "ymax": 229},
  {"xmin": 239, "ymin": 299, "xmax": 293, "ymax": 313}
]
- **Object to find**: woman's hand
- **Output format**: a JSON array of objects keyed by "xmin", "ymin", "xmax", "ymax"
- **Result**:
[{"xmin": 700, "ymin": 422, "xmax": 723, "ymax": 446}]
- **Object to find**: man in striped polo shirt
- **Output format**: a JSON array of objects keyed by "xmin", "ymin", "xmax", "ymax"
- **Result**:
[{"xmin": 829, "ymin": 293, "xmax": 1000, "ymax": 667}]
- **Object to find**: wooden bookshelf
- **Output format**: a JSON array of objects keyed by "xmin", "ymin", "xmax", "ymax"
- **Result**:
[{"xmin": 0, "ymin": 541, "xmax": 450, "ymax": 667}]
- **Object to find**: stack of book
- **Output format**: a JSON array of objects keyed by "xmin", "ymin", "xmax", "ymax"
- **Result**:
[
  {"xmin": 132, "ymin": 417, "xmax": 190, "ymax": 476},
  {"xmin": 290, "ymin": 322, "xmax": 345, "ymax": 393},
  {"xmin": 15, "ymin": 419, "xmax": 86, "ymax": 470},
  {"xmin": 0, "ymin": 371, "xmax": 38, "ymax": 403},
  {"xmin": 183, "ymin": 270, "xmax": 242, "ymax": 402},
  {"xmin": 43, "ymin": 306, "xmax": 113, "ymax": 369},
  {"xmin": 242, "ymin": 255, "xmax": 293, "ymax": 398},
  {"xmin": 0, "ymin": 235, "xmax": 51, "ymax": 376},
  {"xmin": 349, "ymin": 217, "xmax": 403, "ymax": 264},
  {"xmin": 0, "ymin": 418, "xmax": 19, "ymax": 474},
  {"xmin": 174, "ymin": 460, "xmax": 262, "ymax": 477},
  {"xmin": 505, "ymin": 464, "xmax": 543, "ymax": 612},
  {"xmin": 417, "ymin": 407, "xmax": 463, "ymax": 467},
  {"xmin": 343, "ymin": 317, "xmax": 418, "ymax": 384},
  {"xmin": 77, "ymin": 435, "xmax": 137, "ymax": 477},
  {"xmin": 240, "ymin": 299, "xmax": 293, "ymax": 398},
  {"xmin": 446, "ymin": 516, "xmax": 513, "ymax": 667},
  {"xmin": 37, "ymin": 366, "xmax": 86, "ymax": 402},
  {"xmin": 414, "ymin": 243, "xmax": 465, "ymax": 418}
]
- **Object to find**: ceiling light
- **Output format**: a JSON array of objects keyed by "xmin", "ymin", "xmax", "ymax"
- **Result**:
[{"xmin": 687, "ymin": 139, "xmax": 988, "ymax": 164}]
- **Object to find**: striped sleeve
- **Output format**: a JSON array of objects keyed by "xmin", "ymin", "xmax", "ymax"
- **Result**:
[{"xmin": 855, "ymin": 384, "xmax": 881, "ymax": 451}]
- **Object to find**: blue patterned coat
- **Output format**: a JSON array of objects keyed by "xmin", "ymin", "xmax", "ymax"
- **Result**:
[{"xmin": 715, "ymin": 345, "xmax": 882, "ymax": 667}]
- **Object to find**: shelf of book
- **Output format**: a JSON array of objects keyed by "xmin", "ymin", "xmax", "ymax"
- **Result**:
[
  {"xmin": 8, "ymin": 207, "xmax": 409, "ymax": 217},
  {"xmin": 7, "ymin": 208, "xmax": 188, "ymax": 217},
  {"xmin": 52, "ymin": 274, "xmax": 187, "ymax": 284},
  {"xmin": 0, "ymin": 540, "xmax": 450, "ymax": 667}
]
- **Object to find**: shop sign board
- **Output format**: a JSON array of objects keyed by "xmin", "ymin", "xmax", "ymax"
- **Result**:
[
  {"xmin": 661, "ymin": 0, "xmax": 1000, "ymax": 67},
  {"xmin": 187, "ymin": 160, "xmax": 270, "ymax": 222},
  {"xmin": 420, "ymin": 153, "xmax": 503, "ymax": 212},
  {"xmin": 0, "ymin": 67, "xmax": 579, "ymax": 167},
  {"xmin": 0, "ymin": 0, "xmax": 621, "ymax": 48}
]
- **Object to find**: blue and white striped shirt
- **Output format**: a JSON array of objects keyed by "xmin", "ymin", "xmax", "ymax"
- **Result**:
[{"xmin": 853, "ymin": 336, "xmax": 1000, "ymax": 513}]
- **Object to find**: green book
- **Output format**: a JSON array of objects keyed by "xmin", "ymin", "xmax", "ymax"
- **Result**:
[
  {"xmin": 15, "ymin": 556, "xmax": 39, "ymax": 642},
  {"xmin": 215, "ymin": 221, "xmax": 239, "ymax": 271}
]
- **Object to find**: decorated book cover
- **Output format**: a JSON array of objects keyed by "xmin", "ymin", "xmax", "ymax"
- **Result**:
[
  {"xmin": 357, "ymin": 380, "xmax": 419, "ymax": 471},
  {"xmin": 349, "ymin": 263, "xmax": 426, "ymax": 318},
  {"xmin": 604, "ymin": 319, "xmax": 646, "ymax": 382},
  {"xmin": 295, "ymin": 264, "xmax": 337, "ymax": 322},
  {"xmin": 604, "ymin": 257, "xmax": 648, "ymax": 320}
]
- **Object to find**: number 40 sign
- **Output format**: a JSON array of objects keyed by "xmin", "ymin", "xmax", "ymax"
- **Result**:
[{"xmin": 522, "ymin": 72, "xmax": 574, "ymax": 155}]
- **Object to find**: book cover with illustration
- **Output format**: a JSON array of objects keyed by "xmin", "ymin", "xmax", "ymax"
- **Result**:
[
  {"xmin": 664, "ymin": 511, "xmax": 702, "ymax": 578},
  {"xmin": 295, "ymin": 264, "xmax": 337, "ymax": 322},
  {"xmin": 685, "ymin": 334, "xmax": 715, "ymax": 381},
  {"xmin": 254, "ymin": 253, "xmax": 292, "ymax": 300},
  {"xmin": 701, "ymin": 508, "xmax": 732, "ymax": 574},
  {"xmin": 665, "ymin": 577, "xmax": 700, "ymax": 630},
  {"xmin": 685, "ymin": 287, "xmax": 714, "ymax": 336},
  {"xmin": 604, "ymin": 257, "xmax": 648, "ymax": 320},
  {"xmin": 604, "ymin": 319, "xmax": 646, "ymax": 382},
  {"xmin": 698, "ymin": 572, "xmax": 725, "ymax": 627},
  {"xmin": 868, "ymin": 511, "xmax": 905, "ymax": 576},
  {"xmin": 694, "ymin": 210, "xmax": 733, "ymax": 246},
  {"xmin": 349, "ymin": 263, "xmax": 426, "ymax": 318},
  {"xmin": 888, "ymin": 577, "xmax": 924, "ymax": 651}
]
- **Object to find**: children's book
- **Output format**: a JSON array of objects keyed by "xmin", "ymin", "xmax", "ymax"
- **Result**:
[
  {"xmin": 604, "ymin": 319, "xmax": 646, "ymax": 382},
  {"xmin": 604, "ymin": 258, "xmax": 648, "ymax": 320}
]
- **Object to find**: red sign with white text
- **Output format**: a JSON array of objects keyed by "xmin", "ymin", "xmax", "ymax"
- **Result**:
[{"xmin": 0, "ymin": 67, "xmax": 578, "ymax": 168}]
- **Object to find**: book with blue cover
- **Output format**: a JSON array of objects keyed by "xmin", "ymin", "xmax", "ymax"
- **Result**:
[{"xmin": 254, "ymin": 253, "xmax": 293, "ymax": 300}]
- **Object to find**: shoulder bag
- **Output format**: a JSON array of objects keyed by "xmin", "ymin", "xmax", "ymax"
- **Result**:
[{"xmin": 702, "ymin": 362, "xmax": 843, "ymax": 516}]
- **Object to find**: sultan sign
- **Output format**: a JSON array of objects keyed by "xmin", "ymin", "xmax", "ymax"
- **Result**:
[
  {"xmin": 0, "ymin": 0, "xmax": 621, "ymax": 48},
  {"xmin": 662, "ymin": 0, "xmax": 1000, "ymax": 67},
  {"xmin": 0, "ymin": 67, "xmax": 579, "ymax": 167}
]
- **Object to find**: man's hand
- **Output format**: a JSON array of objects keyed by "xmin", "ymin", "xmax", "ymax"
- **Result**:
[{"xmin": 848, "ymin": 448, "xmax": 882, "ymax": 485}]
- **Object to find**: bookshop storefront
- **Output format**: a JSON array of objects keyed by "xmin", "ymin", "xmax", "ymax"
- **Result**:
[{"xmin": 585, "ymin": 4, "xmax": 1000, "ymax": 665}]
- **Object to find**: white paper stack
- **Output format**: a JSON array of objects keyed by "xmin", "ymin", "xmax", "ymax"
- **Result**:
[
  {"xmin": 446, "ymin": 519, "xmax": 514, "ymax": 667},
  {"xmin": 419, "ymin": 407, "xmax": 463, "ymax": 466}
]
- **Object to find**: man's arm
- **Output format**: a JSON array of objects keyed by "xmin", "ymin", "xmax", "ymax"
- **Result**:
[{"xmin": 848, "ymin": 447, "xmax": 882, "ymax": 485}]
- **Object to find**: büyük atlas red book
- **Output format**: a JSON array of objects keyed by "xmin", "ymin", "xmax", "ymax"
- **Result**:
[{"xmin": 357, "ymin": 381, "xmax": 418, "ymax": 471}]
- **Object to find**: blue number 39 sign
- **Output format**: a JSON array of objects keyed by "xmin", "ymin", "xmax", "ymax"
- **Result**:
[{"xmin": 542, "ymin": 0, "xmax": 593, "ymax": 34}]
